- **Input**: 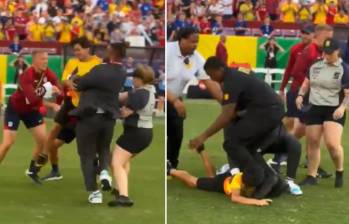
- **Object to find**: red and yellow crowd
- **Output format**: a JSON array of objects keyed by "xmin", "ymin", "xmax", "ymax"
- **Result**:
[
  {"xmin": 0, "ymin": 0, "xmax": 165, "ymax": 46},
  {"xmin": 167, "ymin": 0, "xmax": 349, "ymax": 37}
]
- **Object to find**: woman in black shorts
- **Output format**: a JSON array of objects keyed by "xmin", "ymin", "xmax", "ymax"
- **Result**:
[
  {"xmin": 108, "ymin": 64, "xmax": 156, "ymax": 207},
  {"xmin": 296, "ymin": 38, "xmax": 349, "ymax": 188}
]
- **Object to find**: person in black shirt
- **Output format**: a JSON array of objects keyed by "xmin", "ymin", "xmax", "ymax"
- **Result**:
[
  {"xmin": 189, "ymin": 56, "xmax": 285, "ymax": 198},
  {"xmin": 66, "ymin": 43, "xmax": 127, "ymax": 204}
]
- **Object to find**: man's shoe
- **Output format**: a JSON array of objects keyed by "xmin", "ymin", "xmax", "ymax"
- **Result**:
[
  {"xmin": 100, "ymin": 170, "xmax": 112, "ymax": 191},
  {"xmin": 25, "ymin": 169, "xmax": 42, "ymax": 185},
  {"xmin": 167, "ymin": 160, "xmax": 173, "ymax": 176},
  {"xmin": 88, "ymin": 190, "xmax": 102, "ymax": 204},
  {"xmin": 335, "ymin": 171, "xmax": 344, "ymax": 188},
  {"xmin": 287, "ymin": 180, "xmax": 303, "ymax": 196},
  {"xmin": 299, "ymin": 175, "xmax": 318, "ymax": 186},
  {"xmin": 42, "ymin": 170, "xmax": 63, "ymax": 181}
]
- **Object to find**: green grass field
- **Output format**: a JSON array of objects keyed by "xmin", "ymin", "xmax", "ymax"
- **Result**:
[
  {"xmin": 0, "ymin": 118, "xmax": 165, "ymax": 224},
  {"xmin": 168, "ymin": 99, "xmax": 349, "ymax": 224}
]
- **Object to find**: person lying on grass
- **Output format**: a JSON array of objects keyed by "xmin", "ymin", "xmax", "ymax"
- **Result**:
[{"xmin": 167, "ymin": 146, "xmax": 289, "ymax": 207}]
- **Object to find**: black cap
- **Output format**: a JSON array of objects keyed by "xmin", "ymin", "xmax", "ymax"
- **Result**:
[
  {"xmin": 300, "ymin": 24, "xmax": 315, "ymax": 34},
  {"xmin": 323, "ymin": 38, "xmax": 340, "ymax": 54}
]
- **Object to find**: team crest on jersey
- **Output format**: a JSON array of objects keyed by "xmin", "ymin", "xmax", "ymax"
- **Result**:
[
  {"xmin": 313, "ymin": 67, "xmax": 321, "ymax": 75},
  {"xmin": 333, "ymin": 72, "xmax": 340, "ymax": 79},
  {"xmin": 224, "ymin": 94, "xmax": 229, "ymax": 100},
  {"xmin": 35, "ymin": 86, "xmax": 46, "ymax": 96}
]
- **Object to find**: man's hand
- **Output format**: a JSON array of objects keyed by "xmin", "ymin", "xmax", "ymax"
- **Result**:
[
  {"xmin": 173, "ymin": 99, "xmax": 186, "ymax": 118},
  {"xmin": 295, "ymin": 95, "xmax": 304, "ymax": 110},
  {"xmin": 65, "ymin": 80, "xmax": 77, "ymax": 91},
  {"xmin": 255, "ymin": 199, "xmax": 273, "ymax": 207},
  {"xmin": 52, "ymin": 85, "xmax": 61, "ymax": 95},
  {"xmin": 333, "ymin": 105, "xmax": 346, "ymax": 120},
  {"xmin": 120, "ymin": 106, "xmax": 134, "ymax": 118},
  {"xmin": 278, "ymin": 91, "xmax": 286, "ymax": 103},
  {"xmin": 189, "ymin": 135, "xmax": 207, "ymax": 150}
]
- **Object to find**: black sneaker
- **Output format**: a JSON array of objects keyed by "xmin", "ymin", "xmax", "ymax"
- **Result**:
[
  {"xmin": 25, "ymin": 169, "xmax": 42, "ymax": 185},
  {"xmin": 111, "ymin": 188, "xmax": 119, "ymax": 197},
  {"xmin": 335, "ymin": 171, "xmax": 344, "ymax": 188},
  {"xmin": 254, "ymin": 174, "xmax": 278, "ymax": 199},
  {"xmin": 317, "ymin": 167, "xmax": 332, "ymax": 179},
  {"xmin": 108, "ymin": 195, "xmax": 134, "ymax": 207},
  {"xmin": 299, "ymin": 175, "xmax": 318, "ymax": 186},
  {"xmin": 41, "ymin": 170, "xmax": 63, "ymax": 181}
]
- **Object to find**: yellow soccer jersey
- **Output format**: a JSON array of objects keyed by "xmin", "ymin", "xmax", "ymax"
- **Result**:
[
  {"xmin": 223, "ymin": 172, "xmax": 255, "ymax": 197},
  {"xmin": 62, "ymin": 55, "xmax": 102, "ymax": 106}
]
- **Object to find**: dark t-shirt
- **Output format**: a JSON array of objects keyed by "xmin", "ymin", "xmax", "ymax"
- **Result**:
[
  {"xmin": 222, "ymin": 67, "xmax": 282, "ymax": 111},
  {"xmin": 124, "ymin": 89, "xmax": 150, "ymax": 127}
]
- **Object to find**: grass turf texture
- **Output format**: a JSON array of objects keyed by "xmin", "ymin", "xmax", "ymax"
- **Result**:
[
  {"xmin": 0, "ymin": 118, "xmax": 165, "ymax": 224},
  {"xmin": 168, "ymin": 99, "xmax": 349, "ymax": 224}
]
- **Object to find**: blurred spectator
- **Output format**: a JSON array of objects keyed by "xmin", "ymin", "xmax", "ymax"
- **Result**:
[
  {"xmin": 255, "ymin": 0, "xmax": 269, "ymax": 21},
  {"xmin": 235, "ymin": 13, "xmax": 248, "ymax": 35},
  {"xmin": 48, "ymin": 0, "xmax": 61, "ymax": 17},
  {"xmin": 9, "ymin": 35, "xmax": 22, "ymax": 54},
  {"xmin": 199, "ymin": 16, "xmax": 211, "ymax": 34},
  {"xmin": 43, "ymin": 20, "xmax": 56, "ymax": 41},
  {"xmin": 311, "ymin": 0, "xmax": 328, "ymax": 24},
  {"xmin": 240, "ymin": 0, "xmax": 255, "ymax": 21},
  {"xmin": 260, "ymin": 36, "xmax": 285, "ymax": 68},
  {"xmin": 0, "ymin": 23, "xmax": 5, "ymax": 40},
  {"xmin": 298, "ymin": 2, "xmax": 312, "ymax": 23},
  {"xmin": 280, "ymin": 0, "xmax": 299, "ymax": 23},
  {"xmin": 14, "ymin": 10, "xmax": 29, "ymax": 40},
  {"xmin": 215, "ymin": 35, "xmax": 228, "ymax": 64},
  {"xmin": 211, "ymin": 16, "xmax": 224, "ymax": 34},
  {"xmin": 266, "ymin": 0, "xmax": 280, "ymax": 20},
  {"xmin": 220, "ymin": 0, "xmax": 234, "ymax": 19},
  {"xmin": 334, "ymin": 9, "xmax": 349, "ymax": 24},
  {"xmin": 58, "ymin": 18, "xmax": 72, "ymax": 43},
  {"xmin": 326, "ymin": 1, "xmax": 337, "ymax": 24},
  {"xmin": 12, "ymin": 54, "xmax": 29, "ymax": 84},
  {"xmin": 208, "ymin": 0, "xmax": 224, "ymax": 16},
  {"xmin": 5, "ymin": 19, "xmax": 17, "ymax": 41},
  {"xmin": 139, "ymin": 0, "xmax": 153, "ymax": 17},
  {"xmin": 260, "ymin": 16, "xmax": 274, "ymax": 36}
]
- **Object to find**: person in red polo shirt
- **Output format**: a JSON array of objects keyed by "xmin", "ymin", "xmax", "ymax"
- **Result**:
[{"xmin": 0, "ymin": 51, "xmax": 62, "ymax": 184}]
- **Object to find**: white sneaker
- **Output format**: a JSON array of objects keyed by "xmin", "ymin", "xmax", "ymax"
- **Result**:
[
  {"xmin": 287, "ymin": 180, "xmax": 303, "ymax": 196},
  {"xmin": 88, "ymin": 190, "xmax": 103, "ymax": 204},
  {"xmin": 99, "ymin": 170, "xmax": 112, "ymax": 191}
]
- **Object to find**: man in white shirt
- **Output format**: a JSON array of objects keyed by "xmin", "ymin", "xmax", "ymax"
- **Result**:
[{"xmin": 167, "ymin": 27, "xmax": 222, "ymax": 169}]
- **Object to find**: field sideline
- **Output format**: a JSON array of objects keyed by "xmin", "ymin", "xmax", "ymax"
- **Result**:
[
  {"xmin": 0, "ymin": 118, "xmax": 165, "ymax": 224},
  {"xmin": 168, "ymin": 99, "xmax": 349, "ymax": 224}
]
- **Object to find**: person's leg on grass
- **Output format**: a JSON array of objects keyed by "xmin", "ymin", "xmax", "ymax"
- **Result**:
[
  {"xmin": 323, "ymin": 121, "xmax": 344, "ymax": 188},
  {"xmin": 0, "ymin": 129, "xmax": 17, "ymax": 163},
  {"xmin": 42, "ymin": 139, "xmax": 65, "ymax": 181},
  {"xmin": 109, "ymin": 145, "xmax": 133, "ymax": 207},
  {"xmin": 300, "ymin": 125, "xmax": 322, "ymax": 186},
  {"xmin": 170, "ymin": 169, "xmax": 198, "ymax": 188}
]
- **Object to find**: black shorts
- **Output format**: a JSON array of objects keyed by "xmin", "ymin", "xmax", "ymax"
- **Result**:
[
  {"xmin": 286, "ymin": 90, "xmax": 306, "ymax": 122},
  {"xmin": 54, "ymin": 97, "xmax": 75, "ymax": 126},
  {"xmin": 196, "ymin": 172, "xmax": 230, "ymax": 194},
  {"xmin": 56, "ymin": 125, "xmax": 76, "ymax": 144},
  {"xmin": 116, "ymin": 126, "xmax": 153, "ymax": 154},
  {"xmin": 4, "ymin": 102, "xmax": 44, "ymax": 131},
  {"xmin": 305, "ymin": 105, "xmax": 346, "ymax": 126}
]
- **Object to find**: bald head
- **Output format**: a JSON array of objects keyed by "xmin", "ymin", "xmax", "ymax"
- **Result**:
[{"xmin": 32, "ymin": 51, "xmax": 48, "ymax": 72}]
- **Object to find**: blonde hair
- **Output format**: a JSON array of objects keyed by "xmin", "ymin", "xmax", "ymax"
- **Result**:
[{"xmin": 134, "ymin": 64, "xmax": 155, "ymax": 84}]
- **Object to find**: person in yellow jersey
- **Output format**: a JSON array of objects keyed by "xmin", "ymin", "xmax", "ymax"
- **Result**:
[
  {"xmin": 35, "ymin": 37, "xmax": 103, "ymax": 183},
  {"xmin": 43, "ymin": 20, "xmax": 57, "ymax": 41},
  {"xmin": 27, "ymin": 16, "xmax": 44, "ymax": 42},
  {"xmin": 298, "ymin": 3, "xmax": 312, "ymax": 23},
  {"xmin": 167, "ymin": 146, "xmax": 284, "ymax": 207},
  {"xmin": 334, "ymin": 9, "xmax": 349, "ymax": 24},
  {"xmin": 57, "ymin": 18, "xmax": 72, "ymax": 43},
  {"xmin": 280, "ymin": 0, "xmax": 299, "ymax": 23},
  {"xmin": 239, "ymin": 0, "xmax": 254, "ymax": 21},
  {"xmin": 311, "ymin": 0, "xmax": 329, "ymax": 24}
]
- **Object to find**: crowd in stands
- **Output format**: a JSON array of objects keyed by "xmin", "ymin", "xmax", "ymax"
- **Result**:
[
  {"xmin": 167, "ymin": 0, "xmax": 349, "ymax": 38},
  {"xmin": 0, "ymin": 0, "xmax": 165, "ymax": 47}
]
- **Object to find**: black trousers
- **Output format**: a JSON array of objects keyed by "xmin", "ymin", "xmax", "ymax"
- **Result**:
[
  {"xmin": 76, "ymin": 114, "xmax": 115, "ymax": 191},
  {"xmin": 167, "ymin": 101, "xmax": 184, "ymax": 168},
  {"xmin": 223, "ymin": 105, "xmax": 285, "ymax": 180}
]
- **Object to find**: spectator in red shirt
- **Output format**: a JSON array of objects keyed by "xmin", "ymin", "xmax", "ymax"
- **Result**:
[
  {"xmin": 199, "ymin": 17, "xmax": 211, "ymax": 34},
  {"xmin": 326, "ymin": 1, "xmax": 337, "ymax": 25},
  {"xmin": 5, "ymin": 19, "xmax": 17, "ymax": 41},
  {"xmin": 255, "ymin": 0, "xmax": 268, "ymax": 21},
  {"xmin": 14, "ymin": 10, "xmax": 29, "ymax": 40},
  {"xmin": 266, "ymin": 0, "xmax": 279, "ymax": 20},
  {"xmin": 0, "ymin": 50, "xmax": 62, "ymax": 184},
  {"xmin": 215, "ymin": 35, "xmax": 228, "ymax": 64}
]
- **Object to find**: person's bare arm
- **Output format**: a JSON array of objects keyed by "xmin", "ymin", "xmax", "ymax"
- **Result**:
[
  {"xmin": 189, "ymin": 103, "xmax": 236, "ymax": 149},
  {"xmin": 296, "ymin": 78, "xmax": 310, "ymax": 110},
  {"xmin": 230, "ymin": 190, "xmax": 272, "ymax": 206},
  {"xmin": 167, "ymin": 90, "xmax": 186, "ymax": 117},
  {"xmin": 200, "ymin": 151, "xmax": 216, "ymax": 177},
  {"xmin": 202, "ymin": 79, "xmax": 223, "ymax": 103},
  {"xmin": 118, "ymin": 92, "xmax": 129, "ymax": 104}
]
